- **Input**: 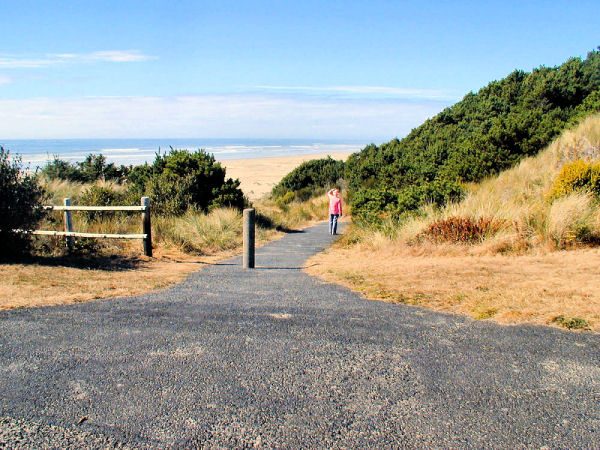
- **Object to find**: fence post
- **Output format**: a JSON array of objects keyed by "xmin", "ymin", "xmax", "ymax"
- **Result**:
[
  {"xmin": 141, "ymin": 196, "xmax": 152, "ymax": 257},
  {"xmin": 64, "ymin": 198, "xmax": 74, "ymax": 251},
  {"xmin": 243, "ymin": 208, "xmax": 255, "ymax": 268}
]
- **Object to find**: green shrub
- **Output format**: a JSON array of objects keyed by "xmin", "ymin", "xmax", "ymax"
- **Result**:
[
  {"xmin": 209, "ymin": 177, "xmax": 246, "ymax": 210},
  {"xmin": 41, "ymin": 156, "xmax": 80, "ymax": 181},
  {"xmin": 125, "ymin": 163, "xmax": 154, "ymax": 195},
  {"xmin": 350, "ymin": 188, "xmax": 398, "ymax": 223},
  {"xmin": 552, "ymin": 315, "xmax": 590, "ymax": 330},
  {"xmin": 276, "ymin": 191, "xmax": 296, "ymax": 207},
  {"xmin": 146, "ymin": 174, "xmax": 194, "ymax": 216},
  {"xmin": 142, "ymin": 149, "xmax": 245, "ymax": 215},
  {"xmin": 550, "ymin": 160, "xmax": 600, "ymax": 199},
  {"xmin": 0, "ymin": 147, "xmax": 46, "ymax": 256},
  {"xmin": 79, "ymin": 185, "xmax": 126, "ymax": 221},
  {"xmin": 42, "ymin": 154, "xmax": 129, "ymax": 183},
  {"xmin": 350, "ymin": 181, "xmax": 463, "ymax": 223},
  {"xmin": 272, "ymin": 157, "xmax": 345, "ymax": 200}
]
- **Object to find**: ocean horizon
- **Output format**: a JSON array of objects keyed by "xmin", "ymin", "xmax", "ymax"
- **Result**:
[{"xmin": 0, "ymin": 138, "xmax": 368, "ymax": 168}]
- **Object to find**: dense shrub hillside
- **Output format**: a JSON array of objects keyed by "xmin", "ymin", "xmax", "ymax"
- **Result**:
[
  {"xmin": 347, "ymin": 49, "xmax": 600, "ymax": 222},
  {"xmin": 272, "ymin": 156, "xmax": 345, "ymax": 202}
]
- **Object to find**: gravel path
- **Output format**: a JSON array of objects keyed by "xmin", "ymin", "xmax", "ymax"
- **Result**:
[{"xmin": 1, "ymin": 221, "xmax": 599, "ymax": 448}]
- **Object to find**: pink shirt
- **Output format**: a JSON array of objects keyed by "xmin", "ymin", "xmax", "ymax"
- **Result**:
[{"xmin": 328, "ymin": 190, "xmax": 342, "ymax": 215}]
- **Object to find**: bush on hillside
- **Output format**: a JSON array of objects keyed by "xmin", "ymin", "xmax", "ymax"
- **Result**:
[
  {"xmin": 347, "ymin": 50, "xmax": 600, "ymax": 223},
  {"xmin": 142, "ymin": 149, "xmax": 245, "ymax": 215},
  {"xmin": 350, "ymin": 180, "xmax": 463, "ymax": 223},
  {"xmin": 42, "ymin": 154, "xmax": 130, "ymax": 183},
  {"xmin": 0, "ymin": 147, "xmax": 46, "ymax": 256},
  {"xmin": 43, "ymin": 149, "xmax": 245, "ymax": 216},
  {"xmin": 549, "ymin": 160, "xmax": 600, "ymax": 199},
  {"xmin": 272, "ymin": 157, "xmax": 345, "ymax": 200},
  {"xmin": 568, "ymin": 91, "xmax": 600, "ymax": 126}
]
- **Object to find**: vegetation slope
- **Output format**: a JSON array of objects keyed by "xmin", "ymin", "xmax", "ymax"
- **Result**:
[
  {"xmin": 347, "ymin": 50, "xmax": 600, "ymax": 222},
  {"xmin": 307, "ymin": 115, "xmax": 600, "ymax": 332}
]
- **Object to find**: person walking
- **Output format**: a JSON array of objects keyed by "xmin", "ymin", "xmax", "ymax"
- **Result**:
[{"xmin": 327, "ymin": 188, "xmax": 342, "ymax": 235}]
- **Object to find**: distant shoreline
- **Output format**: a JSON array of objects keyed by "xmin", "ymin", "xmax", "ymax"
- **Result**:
[{"xmin": 2, "ymin": 138, "xmax": 366, "ymax": 169}]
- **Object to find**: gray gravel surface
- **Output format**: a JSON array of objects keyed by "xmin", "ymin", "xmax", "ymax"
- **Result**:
[{"xmin": 1, "ymin": 221, "xmax": 599, "ymax": 448}]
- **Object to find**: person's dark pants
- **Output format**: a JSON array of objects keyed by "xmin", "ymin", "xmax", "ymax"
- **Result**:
[{"xmin": 329, "ymin": 214, "xmax": 339, "ymax": 234}]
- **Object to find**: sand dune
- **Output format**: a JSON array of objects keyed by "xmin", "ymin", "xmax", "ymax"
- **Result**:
[{"xmin": 220, "ymin": 152, "xmax": 351, "ymax": 200}]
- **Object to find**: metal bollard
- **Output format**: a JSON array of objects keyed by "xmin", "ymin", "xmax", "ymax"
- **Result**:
[
  {"xmin": 141, "ymin": 196, "xmax": 152, "ymax": 257},
  {"xmin": 243, "ymin": 208, "xmax": 255, "ymax": 268}
]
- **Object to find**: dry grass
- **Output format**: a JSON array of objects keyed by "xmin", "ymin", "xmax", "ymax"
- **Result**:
[
  {"xmin": 305, "ymin": 115, "xmax": 600, "ymax": 332},
  {"xmin": 256, "ymin": 193, "xmax": 334, "ymax": 229},
  {"xmin": 2, "ymin": 195, "xmax": 330, "ymax": 310},
  {"xmin": 3, "ymin": 151, "xmax": 346, "ymax": 311},
  {"xmin": 40, "ymin": 177, "xmax": 128, "ymax": 205},
  {"xmin": 0, "ymin": 248, "xmax": 235, "ymax": 310},
  {"xmin": 305, "ymin": 241, "xmax": 600, "ymax": 331}
]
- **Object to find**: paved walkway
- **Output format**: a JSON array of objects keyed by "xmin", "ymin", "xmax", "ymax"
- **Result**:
[{"xmin": 1, "ymin": 222, "xmax": 599, "ymax": 448}]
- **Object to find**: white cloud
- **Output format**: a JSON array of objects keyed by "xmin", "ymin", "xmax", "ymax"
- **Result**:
[
  {"xmin": 0, "ymin": 57, "xmax": 58, "ymax": 69},
  {"xmin": 0, "ymin": 51, "xmax": 156, "ymax": 69},
  {"xmin": 256, "ymin": 85, "xmax": 458, "ymax": 100},
  {"xmin": 88, "ymin": 50, "xmax": 157, "ymax": 62},
  {"xmin": 0, "ymin": 75, "xmax": 11, "ymax": 84},
  {"xmin": 0, "ymin": 94, "xmax": 450, "ymax": 140}
]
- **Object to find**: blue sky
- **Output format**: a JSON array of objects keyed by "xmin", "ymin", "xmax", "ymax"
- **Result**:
[{"xmin": 0, "ymin": 0, "xmax": 597, "ymax": 140}]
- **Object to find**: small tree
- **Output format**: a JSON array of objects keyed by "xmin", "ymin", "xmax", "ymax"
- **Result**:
[
  {"xmin": 140, "ymin": 149, "xmax": 245, "ymax": 214},
  {"xmin": 0, "ymin": 147, "xmax": 46, "ymax": 256}
]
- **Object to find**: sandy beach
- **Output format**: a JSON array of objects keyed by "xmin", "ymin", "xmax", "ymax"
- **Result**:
[{"xmin": 220, "ymin": 152, "xmax": 352, "ymax": 200}]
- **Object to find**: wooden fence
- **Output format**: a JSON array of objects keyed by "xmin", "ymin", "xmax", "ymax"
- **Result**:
[{"xmin": 27, "ymin": 196, "xmax": 153, "ymax": 256}]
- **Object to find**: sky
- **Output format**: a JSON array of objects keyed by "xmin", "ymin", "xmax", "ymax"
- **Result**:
[{"xmin": 0, "ymin": 0, "xmax": 598, "ymax": 141}]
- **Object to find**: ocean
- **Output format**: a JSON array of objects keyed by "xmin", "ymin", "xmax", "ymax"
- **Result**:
[{"xmin": 0, "ymin": 138, "xmax": 367, "ymax": 168}]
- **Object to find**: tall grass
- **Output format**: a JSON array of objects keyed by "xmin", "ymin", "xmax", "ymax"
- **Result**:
[
  {"xmin": 155, "ymin": 208, "xmax": 243, "ymax": 254},
  {"xmin": 40, "ymin": 177, "xmax": 128, "ymax": 205},
  {"xmin": 546, "ymin": 193, "xmax": 599, "ymax": 247},
  {"xmin": 35, "ymin": 175, "xmax": 334, "ymax": 257},
  {"xmin": 256, "ymin": 193, "xmax": 332, "ymax": 230}
]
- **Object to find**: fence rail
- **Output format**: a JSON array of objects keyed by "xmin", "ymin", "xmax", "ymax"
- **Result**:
[
  {"xmin": 28, "ymin": 230, "xmax": 148, "ymax": 239},
  {"xmin": 26, "ymin": 196, "xmax": 153, "ymax": 256},
  {"xmin": 44, "ymin": 205, "xmax": 147, "ymax": 212}
]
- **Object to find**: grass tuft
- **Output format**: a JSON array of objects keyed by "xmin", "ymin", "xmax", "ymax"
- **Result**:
[
  {"xmin": 551, "ymin": 315, "xmax": 590, "ymax": 330},
  {"xmin": 473, "ymin": 307, "xmax": 498, "ymax": 320}
]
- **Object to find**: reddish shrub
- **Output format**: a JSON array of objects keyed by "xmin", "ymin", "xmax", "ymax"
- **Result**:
[{"xmin": 418, "ymin": 216, "xmax": 503, "ymax": 244}]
